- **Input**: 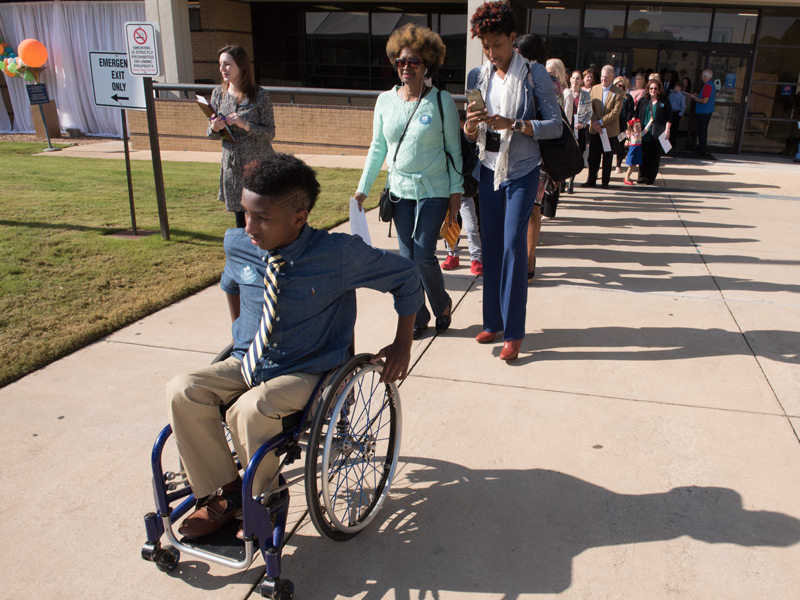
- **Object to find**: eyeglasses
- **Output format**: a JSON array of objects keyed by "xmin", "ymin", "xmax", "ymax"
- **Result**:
[{"xmin": 395, "ymin": 57, "xmax": 422, "ymax": 69}]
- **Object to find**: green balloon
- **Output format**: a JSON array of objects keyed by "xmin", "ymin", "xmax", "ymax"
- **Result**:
[
  {"xmin": 7, "ymin": 62, "xmax": 17, "ymax": 73},
  {"xmin": 23, "ymin": 70, "xmax": 34, "ymax": 82}
]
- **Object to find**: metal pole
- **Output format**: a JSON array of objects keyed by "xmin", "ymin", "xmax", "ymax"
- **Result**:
[
  {"xmin": 120, "ymin": 109, "xmax": 137, "ymax": 235},
  {"xmin": 143, "ymin": 76, "xmax": 170, "ymax": 240},
  {"xmin": 38, "ymin": 103, "xmax": 60, "ymax": 152}
]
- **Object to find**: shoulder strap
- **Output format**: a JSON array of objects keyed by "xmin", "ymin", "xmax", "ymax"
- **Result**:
[
  {"xmin": 390, "ymin": 86, "xmax": 428, "ymax": 168},
  {"xmin": 437, "ymin": 90, "xmax": 468, "ymax": 176}
]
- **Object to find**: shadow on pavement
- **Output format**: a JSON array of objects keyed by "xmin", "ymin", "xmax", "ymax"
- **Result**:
[{"xmin": 280, "ymin": 457, "xmax": 800, "ymax": 598}]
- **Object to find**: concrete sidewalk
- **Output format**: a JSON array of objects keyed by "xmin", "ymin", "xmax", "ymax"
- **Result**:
[{"xmin": 3, "ymin": 148, "xmax": 800, "ymax": 599}]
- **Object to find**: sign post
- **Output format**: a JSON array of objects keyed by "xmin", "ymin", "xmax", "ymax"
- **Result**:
[
  {"xmin": 89, "ymin": 51, "xmax": 147, "ymax": 235},
  {"xmin": 26, "ymin": 83, "xmax": 59, "ymax": 152},
  {"xmin": 124, "ymin": 22, "xmax": 169, "ymax": 240}
]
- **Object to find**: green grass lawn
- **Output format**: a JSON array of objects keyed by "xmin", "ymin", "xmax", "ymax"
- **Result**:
[{"xmin": 0, "ymin": 142, "xmax": 380, "ymax": 387}]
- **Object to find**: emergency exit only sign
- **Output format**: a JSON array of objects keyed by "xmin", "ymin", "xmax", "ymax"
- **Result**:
[{"xmin": 89, "ymin": 51, "xmax": 146, "ymax": 110}]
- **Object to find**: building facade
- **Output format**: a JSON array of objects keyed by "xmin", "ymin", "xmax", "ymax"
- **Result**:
[
  {"xmin": 179, "ymin": 0, "xmax": 799, "ymax": 155},
  {"xmin": 2, "ymin": 0, "xmax": 798, "ymax": 155}
]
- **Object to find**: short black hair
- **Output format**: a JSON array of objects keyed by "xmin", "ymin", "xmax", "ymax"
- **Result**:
[
  {"xmin": 242, "ymin": 153, "xmax": 320, "ymax": 212},
  {"xmin": 514, "ymin": 33, "xmax": 546, "ymax": 64}
]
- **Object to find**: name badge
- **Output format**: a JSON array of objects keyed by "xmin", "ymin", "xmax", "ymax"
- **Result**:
[{"xmin": 240, "ymin": 263, "xmax": 258, "ymax": 284}]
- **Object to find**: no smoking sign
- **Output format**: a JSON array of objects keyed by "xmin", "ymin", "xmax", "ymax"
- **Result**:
[{"xmin": 125, "ymin": 21, "xmax": 161, "ymax": 77}]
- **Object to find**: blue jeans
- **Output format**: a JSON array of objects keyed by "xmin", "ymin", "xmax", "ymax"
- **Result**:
[
  {"xmin": 392, "ymin": 196, "xmax": 451, "ymax": 328},
  {"xmin": 478, "ymin": 165, "xmax": 540, "ymax": 341}
]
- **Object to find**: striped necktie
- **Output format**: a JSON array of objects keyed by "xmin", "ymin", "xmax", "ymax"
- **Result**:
[{"xmin": 241, "ymin": 251, "xmax": 285, "ymax": 387}]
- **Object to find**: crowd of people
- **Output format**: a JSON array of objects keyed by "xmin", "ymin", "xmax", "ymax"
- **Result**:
[{"xmin": 167, "ymin": 2, "xmax": 719, "ymax": 541}]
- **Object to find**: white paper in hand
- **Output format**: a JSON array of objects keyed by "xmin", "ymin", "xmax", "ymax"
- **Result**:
[
  {"xmin": 600, "ymin": 128, "xmax": 612, "ymax": 152},
  {"xmin": 349, "ymin": 197, "xmax": 372, "ymax": 246},
  {"xmin": 658, "ymin": 131, "xmax": 672, "ymax": 154}
]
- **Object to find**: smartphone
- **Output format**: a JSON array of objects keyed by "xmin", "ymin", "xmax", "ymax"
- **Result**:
[{"xmin": 465, "ymin": 89, "xmax": 486, "ymax": 112}]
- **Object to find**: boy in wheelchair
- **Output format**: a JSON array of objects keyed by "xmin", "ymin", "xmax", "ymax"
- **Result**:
[{"xmin": 167, "ymin": 153, "xmax": 423, "ymax": 540}]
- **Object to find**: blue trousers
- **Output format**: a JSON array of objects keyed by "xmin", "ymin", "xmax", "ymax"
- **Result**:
[
  {"xmin": 478, "ymin": 165, "xmax": 540, "ymax": 341},
  {"xmin": 392, "ymin": 196, "xmax": 451, "ymax": 328}
]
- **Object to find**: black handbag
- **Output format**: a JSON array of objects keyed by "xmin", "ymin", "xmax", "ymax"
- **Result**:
[
  {"xmin": 529, "ymin": 65, "xmax": 584, "ymax": 182},
  {"xmin": 378, "ymin": 188, "xmax": 394, "ymax": 222},
  {"xmin": 540, "ymin": 176, "xmax": 560, "ymax": 218},
  {"xmin": 537, "ymin": 106, "xmax": 584, "ymax": 181},
  {"xmin": 378, "ymin": 89, "xmax": 426, "ymax": 222},
  {"xmin": 436, "ymin": 91, "xmax": 479, "ymax": 198}
]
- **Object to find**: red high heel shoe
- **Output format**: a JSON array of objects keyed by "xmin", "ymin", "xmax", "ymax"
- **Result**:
[
  {"xmin": 475, "ymin": 330, "xmax": 497, "ymax": 344},
  {"xmin": 499, "ymin": 340, "xmax": 521, "ymax": 361}
]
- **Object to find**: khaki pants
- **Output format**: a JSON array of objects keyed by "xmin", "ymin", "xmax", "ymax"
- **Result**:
[{"xmin": 166, "ymin": 357, "xmax": 321, "ymax": 498}]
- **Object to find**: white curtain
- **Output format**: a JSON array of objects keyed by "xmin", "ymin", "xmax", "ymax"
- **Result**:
[{"xmin": 0, "ymin": 1, "xmax": 145, "ymax": 136}]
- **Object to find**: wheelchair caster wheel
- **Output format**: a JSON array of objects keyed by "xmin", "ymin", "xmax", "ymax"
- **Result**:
[
  {"xmin": 154, "ymin": 545, "xmax": 180, "ymax": 572},
  {"xmin": 260, "ymin": 577, "xmax": 293, "ymax": 600}
]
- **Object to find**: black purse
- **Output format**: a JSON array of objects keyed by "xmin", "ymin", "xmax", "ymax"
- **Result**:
[
  {"xmin": 528, "ymin": 64, "xmax": 584, "ymax": 182},
  {"xmin": 378, "ymin": 89, "xmax": 426, "ymax": 223}
]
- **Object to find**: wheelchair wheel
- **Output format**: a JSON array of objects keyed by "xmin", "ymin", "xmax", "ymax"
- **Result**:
[{"xmin": 305, "ymin": 354, "xmax": 401, "ymax": 541}]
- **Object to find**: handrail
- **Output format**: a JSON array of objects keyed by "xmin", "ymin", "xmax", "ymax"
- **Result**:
[{"xmin": 153, "ymin": 83, "xmax": 467, "ymax": 104}]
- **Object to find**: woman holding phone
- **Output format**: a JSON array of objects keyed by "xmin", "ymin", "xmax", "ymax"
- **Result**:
[
  {"xmin": 464, "ymin": 1, "xmax": 562, "ymax": 361},
  {"xmin": 353, "ymin": 24, "xmax": 463, "ymax": 340},
  {"xmin": 208, "ymin": 45, "xmax": 275, "ymax": 227}
]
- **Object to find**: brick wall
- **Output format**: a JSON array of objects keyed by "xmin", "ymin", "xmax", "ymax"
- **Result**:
[{"xmin": 128, "ymin": 97, "xmax": 377, "ymax": 155}]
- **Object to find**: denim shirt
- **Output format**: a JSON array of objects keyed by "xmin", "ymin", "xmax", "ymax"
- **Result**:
[
  {"xmin": 467, "ymin": 59, "xmax": 562, "ymax": 181},
  {"xmin": 220, "ymin": 226, "xmax": 423, "ymax": 383}
]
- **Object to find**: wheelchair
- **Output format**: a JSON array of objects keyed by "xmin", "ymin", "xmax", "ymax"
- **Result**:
[{"xmin": 141, "ymin": 345, "xmax": 402, "ymax": 599}]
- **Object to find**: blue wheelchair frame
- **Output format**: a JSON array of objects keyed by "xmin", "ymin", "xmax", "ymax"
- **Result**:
[{"xmin": 142, "ymin": 350, "xmax": 401, "ymax": 600}]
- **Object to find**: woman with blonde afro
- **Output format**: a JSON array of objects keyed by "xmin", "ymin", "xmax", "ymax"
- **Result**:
[{"xmin": 353, "ymin": 24, "xmax": 464, "ymax": 340}]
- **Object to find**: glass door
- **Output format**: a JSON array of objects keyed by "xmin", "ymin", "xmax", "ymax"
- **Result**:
[
  {"xmin": 704, "ymin": 54, "xmax": 750, "ymax": 152},
  {"xmin": 582, "ymin": 49, "xmax": 631, "ymax": 78}
]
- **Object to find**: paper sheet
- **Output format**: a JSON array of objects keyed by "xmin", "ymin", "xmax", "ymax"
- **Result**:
[
  {"xmin": 618, "ymin": 131, "xmax": 627, "ymax": 142},
  {"xmin": 658, "ymin": 131, "xmax": 672, "ymax": 154},
  {"xmin": 349, "ymin": 197, "xmax": 372, "ymax": 246},
  {"xmin": 600, "ymin": 128, "xmax": 611, "ymax": 152}
]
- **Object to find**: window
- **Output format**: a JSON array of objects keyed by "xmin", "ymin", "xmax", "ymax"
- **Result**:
[
  {"xmin": 188, "ymin": 1, "xmax": 201, "ymax": 32},
  {"xmin": 626, "ymin": 6, "xmax": 712, "ymax": 42},
  {"xmin": 583, "ymin": 4, "xmax": 626, "ymax": 39},
  {"xmin": 744, "ymin": 9, "xmax": 800, "ymax": 155},
  {"xmin": 525, "ymin": 1, "xmax": 581, "ymax": 69},
  {"xmin": 758, "ymin": 11, "xmax": 800, "ymax": 46},
  {"xmin": 712, "ymin": 10, "xmax": 757, "ymax": 45}
]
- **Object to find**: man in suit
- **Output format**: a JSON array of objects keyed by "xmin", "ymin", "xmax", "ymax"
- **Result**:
[{"xmin": 583, "ymin": 65, "xmax": 624, "ymax": 188}]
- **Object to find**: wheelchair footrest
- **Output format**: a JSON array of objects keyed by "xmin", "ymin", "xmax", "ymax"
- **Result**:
[{"xmin": 179, "ymin": 518, "xmax": 247, "ymax": 561}]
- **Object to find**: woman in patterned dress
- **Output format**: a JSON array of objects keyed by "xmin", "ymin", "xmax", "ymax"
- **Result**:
[{"xmin": 208, "ymin": 45, "xmax": 275, "ymax": 227}]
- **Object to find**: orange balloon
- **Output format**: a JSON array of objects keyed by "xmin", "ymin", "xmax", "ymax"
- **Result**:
[{"xmin": 18, "ymin": 38, "xmax": 48, "ymax": 68}]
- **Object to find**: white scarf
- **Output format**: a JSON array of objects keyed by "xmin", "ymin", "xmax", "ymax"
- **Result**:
[{"xmin": 476, "ymin": 51, "xmax": 530, "ymax": 190}]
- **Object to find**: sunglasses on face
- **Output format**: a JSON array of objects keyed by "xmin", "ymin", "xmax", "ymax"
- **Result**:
[{"xmin": 395, "ymin": 57, "xmax": 422, "ymax": 69}]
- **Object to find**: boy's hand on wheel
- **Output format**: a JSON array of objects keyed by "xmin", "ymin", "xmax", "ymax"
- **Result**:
[{"xmin": 371, "ymin": 339, "xmax": 412, "ymax": 383}]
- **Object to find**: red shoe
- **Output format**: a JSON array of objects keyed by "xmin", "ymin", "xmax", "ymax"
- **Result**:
[
  {"xmin": 623, "ymin": 178, "xmax": 635, "ymax": 186},
  {"xmin": 471, "ymin": 260, "xmax": 483, "ymax": 276},
  {"xmin": 475, "ymin": 330, "xmax": 497, "ymax": 344},
  {"xmin": 441, "ymin": 255, "xmax": 459, "ymax": 270},
  {"xmin": 499, "ymin": 340, "xmax": 522, "ymax": 361}
]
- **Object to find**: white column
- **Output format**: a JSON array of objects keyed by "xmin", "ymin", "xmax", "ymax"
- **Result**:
[
  {"xmin": 144, "ymin": 0, "xmax": 194, "ymax": 83},
  {"xmin": 465, "ymin": 0, "xmax": 485, "ymax": 79}
]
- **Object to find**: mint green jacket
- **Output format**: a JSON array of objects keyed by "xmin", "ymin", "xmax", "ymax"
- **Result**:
[{"xmin": 357, "ymin": 86, "xmax": 463, "ymax": 200}]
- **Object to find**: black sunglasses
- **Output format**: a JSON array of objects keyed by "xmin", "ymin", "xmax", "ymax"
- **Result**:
[{"xmin": 395, "ymin": 57, "xmax": 422, "ymax": 69}]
